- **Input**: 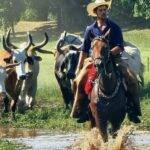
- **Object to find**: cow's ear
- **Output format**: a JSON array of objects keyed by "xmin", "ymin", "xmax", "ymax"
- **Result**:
[
  {"xmin": 34, "ymin": 56, "xmax": 42, "ymax": 61},
  {"xmin": 27, "ymin": 56, "xmax": 34, "ymax": 65}
]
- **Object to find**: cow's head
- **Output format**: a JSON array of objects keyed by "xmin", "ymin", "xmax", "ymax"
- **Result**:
[
  {"xmin": 56, "ymin": 31, "xmax": 83, "ymax": 54},
  {"xmin": 3, "ymin": 33, "xmax": 33, "ymax": 80},
  {"xmin": 61, "ymin": 50, "xmax": 80, "ymax": 79}
]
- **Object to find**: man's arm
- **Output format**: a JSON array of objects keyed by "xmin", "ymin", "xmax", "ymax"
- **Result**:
[
  {"xmin": 76, "ymin": 27, "xmax": 91, "ymax": 75},
  {"xmin": 110, "ymin": 46, "xmax": 122, "ymax": 55}
]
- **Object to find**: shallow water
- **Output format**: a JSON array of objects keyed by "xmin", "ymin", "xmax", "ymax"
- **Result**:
[
  {"xmin": 128, "ymin": 131, "xmax": 150, "ymax": 150},
  {"xmin": 0, "ymin": 127, "xmax": 80, "ymax": 150},
  {"xmin": 1, "ymin": 127, "xmax": 150, "ymax": 150},
  {"xmin": 6, "ymin": 133, "xmax": 81, "ymax": 150}
]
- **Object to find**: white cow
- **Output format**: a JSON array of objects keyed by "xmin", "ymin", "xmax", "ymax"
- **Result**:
[
  {"xmin": 122, "ymin": 41, "xmax": 144, "ymax": 85},
  {"xmin": 2, "ymin": 33, "xmax": 35, "ymax": 118},
  {"xmin": 17, "ymin": 33, "xmax": 54, "ymax": 110}
]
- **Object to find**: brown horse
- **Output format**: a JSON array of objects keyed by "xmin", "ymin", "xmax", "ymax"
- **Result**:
[{"xmin": 89, "ymin": 36, "xmax": 126, "ymax": 142}]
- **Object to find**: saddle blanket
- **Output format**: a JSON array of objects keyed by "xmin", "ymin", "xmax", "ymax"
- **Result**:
[{"xmin": 84, "ymin": 64, "xmax": 98, "ymax": 94}]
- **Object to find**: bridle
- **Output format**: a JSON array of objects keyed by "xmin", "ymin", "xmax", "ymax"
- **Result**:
[{"xmin": 92, "ymin": 37, "xmax": 121, "ymax": 99}]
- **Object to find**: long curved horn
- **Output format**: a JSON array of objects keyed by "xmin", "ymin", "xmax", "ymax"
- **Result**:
[
  {"xmin": 56, "ymin": 40, "xmax": 65, "ymax": 54},
  {"xmin": 5, "ymin": 28, "xmax": 18, "ymax": 49},
  {"xmin": 36, "ymin": 49, "xmax": 55, "ymax": 55},
  {"xmin": 32, "ymin": 32, "xmax": 49, "ymax": 49},
  {"xmin": 56, "ymin": 31, "xmax": 68, "ymax": 54},
  {"xmin": 2, "ymin": 36, "xmax": 12, "ymax": 54},
  {"xmin": 24, "ymin": 33, "xmax": 32, "ymax": 51},
  {"xmin": 29, "ymin": 33, "xmax": 53, "ymax": 55},
  {"xmin": 62, "ymin": 31, "xmax": 67, "ymax": 39}
]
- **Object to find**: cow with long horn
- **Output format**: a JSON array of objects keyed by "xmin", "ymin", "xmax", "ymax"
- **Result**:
[
  {"xmin": 17, "ymin": 32, "xmax": 54, "ymax": 111},
  {"xmin": 3, "ymin": 32, "xmax": 35, "ymax": 119},
  {"xmin": 54, "ymin": 31, "xmax": 82, "ymax": 109}
]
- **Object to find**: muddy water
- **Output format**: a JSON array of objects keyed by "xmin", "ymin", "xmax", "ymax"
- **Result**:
[{"xmin": 0, "ymin": 127, "xmax": 150, "ymax": 150}]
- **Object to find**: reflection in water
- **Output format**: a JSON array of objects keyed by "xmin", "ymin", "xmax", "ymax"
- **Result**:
[{"xmin": 0, "ymin": 127, "xmax": 37, "ymax": 138}]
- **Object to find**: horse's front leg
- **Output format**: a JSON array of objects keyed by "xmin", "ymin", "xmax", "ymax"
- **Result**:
[
  {"xmin": 88, "ymin": 106, "xmax": 96, "ymax": 128},
  {"xmin": 89, "ymin": 102, "xmax": 100, "ymax": 128},
  {"xmin": 89, "ymin": 102, "xmax": 108, "ymax": 142}
]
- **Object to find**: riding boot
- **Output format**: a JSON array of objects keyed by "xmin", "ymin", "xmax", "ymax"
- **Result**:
[
  {"xmin": 126, "ymin": 92, "xmax": 141, "ymax": 123},
  {"xmin": 124, "ymin": 68, "xmax": 142, "ymax": 116}
]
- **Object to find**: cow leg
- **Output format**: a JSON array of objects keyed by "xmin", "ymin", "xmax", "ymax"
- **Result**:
[
  {"xmin": 27, "ymin": 78, "xmax": 37, "ymax": 108},
  {"xmin": 3, "ymin": 95, "xmax": 9, "ymax": 113},
  {"xmin": 10, "ymin": 99, "xmax": 17, "ymax": 120},
  {"xmin": 0, "ymin": 93, "xmax": 9, "ymax": 117},
  {"xmin": 0, "ymin": 93, "xmax": 4, "ymax": 118}
]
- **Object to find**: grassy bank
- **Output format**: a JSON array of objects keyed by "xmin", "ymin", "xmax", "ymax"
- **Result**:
[
  {"xmin": 0, "ymin": 28, "xmax": 149, "ymax": 132},
  {"xmin": 0, "ymin": 140, "xmax": 22, "ymax": 150}
]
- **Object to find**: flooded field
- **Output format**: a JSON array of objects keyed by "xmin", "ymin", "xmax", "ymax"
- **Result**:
[{"xmin": 0, "ymin": 126, "xmax": 150, "ymax": 150}]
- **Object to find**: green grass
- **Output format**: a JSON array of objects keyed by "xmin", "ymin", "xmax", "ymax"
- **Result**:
[
  {"xmin": 0, "ymin": 140, "xmax": 23, "ymax": 150},
  {"xmin": 0, "ymin": 28, "xmax": 149, "ymax": 133}
]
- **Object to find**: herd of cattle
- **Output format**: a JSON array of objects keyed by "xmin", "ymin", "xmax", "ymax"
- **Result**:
[
  {"xmin": 0, "ymin": 29, "xmax": 54, "ymax": 119},
  {"xmin": 0, "ymin": 29, "xmax": 144, "ymax": 119}
]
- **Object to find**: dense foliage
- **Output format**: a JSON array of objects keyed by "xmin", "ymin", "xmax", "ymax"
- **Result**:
[{"xmin": 0, "ymin": 0, "xmax": 149, "ymax": 32}]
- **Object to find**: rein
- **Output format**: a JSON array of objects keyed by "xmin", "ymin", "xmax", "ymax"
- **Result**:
[{"xmin": 92, "ymin": 51, "xmax": 121, "ymax": 99}]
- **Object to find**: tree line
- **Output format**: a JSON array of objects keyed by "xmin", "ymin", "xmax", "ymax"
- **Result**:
[{"xmin": 0, "ymin": 0, "xmax": 149, "ymax": 33}]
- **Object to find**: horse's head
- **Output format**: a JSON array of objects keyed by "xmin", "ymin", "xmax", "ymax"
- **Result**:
[{"xmin": 92, "ymin": 33, "xmax": 113, "ymax": 77}]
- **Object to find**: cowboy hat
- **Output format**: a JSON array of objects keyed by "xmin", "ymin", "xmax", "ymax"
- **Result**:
[{"xmin": 87, "ymin": 0, "xmax": 112, "ymax": 17}]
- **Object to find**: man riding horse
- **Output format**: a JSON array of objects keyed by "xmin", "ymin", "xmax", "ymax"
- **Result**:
[{"xmin": 71, "ymin": 0, "xmax": 141, "ymax": 123}]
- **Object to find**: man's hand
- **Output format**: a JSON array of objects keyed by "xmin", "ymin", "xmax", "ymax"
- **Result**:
[
  {"xmin": 75, "ymin": 57, "xmax": 93, "ymax": 77},
  {"xmin": 83, "ymin": 57, "xmax": 93, "ymax": 68},
  {"xmin": 110, "ymin": 46, "xmax": 122, "ymax": 55}
]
